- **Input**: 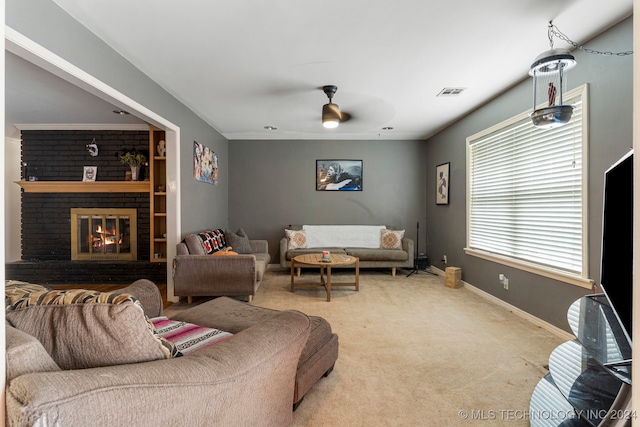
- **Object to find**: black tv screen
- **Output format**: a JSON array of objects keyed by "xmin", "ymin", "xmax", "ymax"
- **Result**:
[{"xmin": 600, "ymin": 149, "xmax": 633, "ymax": 342}]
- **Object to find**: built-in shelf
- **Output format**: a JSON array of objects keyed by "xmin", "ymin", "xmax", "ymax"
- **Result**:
[
  {"xmin": 150, "ymin": 127, "xmax": 167, "ymax": 262},
  {"xmin": 16, "ymin": 181, "xmax": 150, "ymax": 193}
]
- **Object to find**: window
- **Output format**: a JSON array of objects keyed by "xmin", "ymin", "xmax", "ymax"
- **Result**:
[{"xmin": 465, "ymin": 85, "xmax": 591, "ymax": 288}]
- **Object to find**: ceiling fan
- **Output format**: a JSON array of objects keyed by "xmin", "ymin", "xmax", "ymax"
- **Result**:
[{"xmin": 321, "ymin": 85, "xmax": 351, "ymax": 128}]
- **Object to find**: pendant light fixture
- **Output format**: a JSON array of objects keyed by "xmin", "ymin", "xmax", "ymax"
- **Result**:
[
  {"xmin": 529, "ymin": 22, "xmax": 577, "ymax": 128},
  {"xmin": 322, "ymin": 85, "xmax": 341, "ymax": 129}
]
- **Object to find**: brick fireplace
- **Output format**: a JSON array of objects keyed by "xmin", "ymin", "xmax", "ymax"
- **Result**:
[
  {"xmin": 21, "ymin": 193, "xmax": 149, "ymax": 261},
  {"xmin": 5, "ymin": 129, "xmax": 166, "ymax": 284}
]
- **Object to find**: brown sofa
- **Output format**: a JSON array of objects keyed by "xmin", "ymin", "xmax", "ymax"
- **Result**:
[
  {"xmin": 174, "ymin": 230, "xmax": 270, "ymax": 302},
  {"xmin": 5, "ymin": 279, "xmax": 310, "ymax": 427}
]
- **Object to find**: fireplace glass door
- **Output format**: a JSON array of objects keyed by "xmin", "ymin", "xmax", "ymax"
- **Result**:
[{"xmin": 71, "ymin": 208, "xmax": 137, "ymax": 260}]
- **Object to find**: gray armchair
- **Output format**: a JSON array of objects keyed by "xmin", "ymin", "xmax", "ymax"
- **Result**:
[{"xmin": 173, "ymin": 233, "xmax": 270, "ymax": 302}]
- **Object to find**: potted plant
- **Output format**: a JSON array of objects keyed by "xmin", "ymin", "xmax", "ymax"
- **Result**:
[{"xmin": 116, "ymin": 148, "xmax": 147, "ymax": 181}]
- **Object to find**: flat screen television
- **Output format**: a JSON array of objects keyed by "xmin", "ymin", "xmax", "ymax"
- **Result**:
[{"xmin": 599, "ymin": 149, "xmax": 633, "ymax": 343}]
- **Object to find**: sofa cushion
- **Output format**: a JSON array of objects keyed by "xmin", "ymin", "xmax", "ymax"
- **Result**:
[
  {"xmin": 380, "ymin": 229, "xmax": 405, "ymax": 250},
  {"xmin": 346, "ymin": 247, "xmax": 408, "ymax": 262},
  {"xmin": 6, "ymin": 324, "xmax": 61, "ymax": 381},
  {"xmin": 285, "ymin": 229, "xmax": 307, "ymax": 249},
  {"xmin": 253, "ymin": 253, "xmax": 270, "ymax": 282},
  {"xmin": 225, "ymin": 228, "xmax": 253, "ymax": 254},
  {"xmin": 152, "ymin": 317, "xmax": 233, "ymax": 355},
  {"xmin": 6, "ymin": 289, "xmax": 180, "ymax": 370},
  {"xmin": 183, "ymin": 234, "xmax": 206, "ymax": 254}
]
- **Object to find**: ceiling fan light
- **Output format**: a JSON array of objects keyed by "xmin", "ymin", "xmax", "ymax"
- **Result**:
[
  {"xmin": 323, "ymin": 119, "xmax": 340, "ymax": 129},
  {"xmin": 322, "ymin": 103, "xmax": 341, "ymax": 128}
]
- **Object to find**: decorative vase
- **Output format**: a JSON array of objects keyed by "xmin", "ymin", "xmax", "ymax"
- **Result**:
[{"xmin": 130, "ymin": 165, "xmax": 141, "ymax": 181}]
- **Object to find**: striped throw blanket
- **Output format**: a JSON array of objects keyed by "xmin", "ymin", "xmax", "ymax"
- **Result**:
[{"xmin": 152, "ymin": 317, "xmax": 233, "ymax": 356}]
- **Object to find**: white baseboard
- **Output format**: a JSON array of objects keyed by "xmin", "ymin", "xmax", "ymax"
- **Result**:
[{"xmin": 430, "ymin": 266, "xmax": 574, "ymax": 341}]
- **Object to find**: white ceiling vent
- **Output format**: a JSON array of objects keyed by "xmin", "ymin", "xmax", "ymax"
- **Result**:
[{"xmin": 437, "ymin": 87, "xmax": 466, "ymax": 97}]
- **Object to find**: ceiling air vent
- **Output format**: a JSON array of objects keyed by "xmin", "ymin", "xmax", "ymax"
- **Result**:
[{"xmin": 437, "ymin": 87, "xmax": 466, "ymax": 97}]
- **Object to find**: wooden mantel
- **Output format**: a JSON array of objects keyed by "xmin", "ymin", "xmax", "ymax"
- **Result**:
[{"xmin": 15, "ymin": 181, "xmax": 150, "ymax": 193}]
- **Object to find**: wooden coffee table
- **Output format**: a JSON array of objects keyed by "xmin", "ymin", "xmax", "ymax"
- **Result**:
[{"xmin": 290, "ymin": 253, "xmax": 359, "ymax": 302}]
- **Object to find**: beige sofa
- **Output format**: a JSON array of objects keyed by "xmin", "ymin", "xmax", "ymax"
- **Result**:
[
  {"xmin": 174, "ymin": 229, "xmax": 270, "ymax": 302},
  {"xmin": 280, "ymin": 225, "xmax": 414, "ymax": 276},
  {"xmin": 172, "ymin": 295, "xmax": 339, "ymax": 410},
  {"xmin": 5, "ymin": 279, "xmax": 310, "ymax": 427}
]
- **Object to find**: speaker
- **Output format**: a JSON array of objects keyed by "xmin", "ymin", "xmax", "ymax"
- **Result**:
[{"xmin": 416, "ymin": 255, "xmax": 429, "ymax": 270}]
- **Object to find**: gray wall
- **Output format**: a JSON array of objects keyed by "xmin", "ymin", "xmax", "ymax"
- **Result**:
[
  {"xmin": 229, "ymin": 139, "xmax": 427, "ymax": 262},
  {"xmin": 6, "ymin": 0, "xmax": 229, "ymax": 236},
  {"xmin": 423, "ymin": 17, "xmax": 633, "ymax": 330}
]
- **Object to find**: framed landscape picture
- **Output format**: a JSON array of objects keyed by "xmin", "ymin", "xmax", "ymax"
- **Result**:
[
  {"xmin": 436, "ymin": 162, "xmax": 449, "ymax": 205},
  {"xmin": 316, "ymin": 160, "xmax": 363, "ymax": 191}
]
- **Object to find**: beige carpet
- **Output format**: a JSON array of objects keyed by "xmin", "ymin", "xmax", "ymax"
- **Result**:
[{"xmin": 168, "ymin": 269, "xmax": 566, "ymax": 426}]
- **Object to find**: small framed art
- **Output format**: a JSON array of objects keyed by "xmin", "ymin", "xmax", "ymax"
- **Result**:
[
  {"xmin": 83, "ymin": 166, "xmax": 97, "ymax": 182},
  {"xmin": 436, "ymin": 162, "xmax": 449, "ymax": 205}
]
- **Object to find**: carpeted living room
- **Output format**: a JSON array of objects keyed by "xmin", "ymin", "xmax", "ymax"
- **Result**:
[
  {"xmin": 163, "ymin": 268, "xmax": 567, "ymax": 426},
  {"xmin": 4, "ymin": 1, "xmax": 636, "ymax": 426}
]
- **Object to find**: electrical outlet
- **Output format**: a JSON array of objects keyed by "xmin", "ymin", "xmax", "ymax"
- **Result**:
[
  {"xmin": 443, "ymin": 255, "xmax": 447, "ymax": 264},
  {"xmin": 503, "ymin": 278, "xmax": 509, "ymax": 290}
]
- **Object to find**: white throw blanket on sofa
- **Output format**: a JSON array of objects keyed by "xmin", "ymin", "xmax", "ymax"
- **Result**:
[{"xmin": 303, "ymin": 225, "xmax": 386, "ymax": 248}]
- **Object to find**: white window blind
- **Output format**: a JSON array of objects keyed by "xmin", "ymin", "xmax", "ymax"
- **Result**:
[{"xmin": 467, "ymin": 85, "xmax": 588, "ymax": 280}]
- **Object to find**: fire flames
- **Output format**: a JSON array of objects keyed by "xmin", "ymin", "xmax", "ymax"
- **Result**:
[{"xmin": 93, "ymin": 224, "xmax": 123, "ymax": 253}]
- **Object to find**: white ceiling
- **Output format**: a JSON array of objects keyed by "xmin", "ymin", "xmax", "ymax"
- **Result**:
[{"xmin": 7, "ymin": 0, "xmax": 634, "ymax": 140}]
